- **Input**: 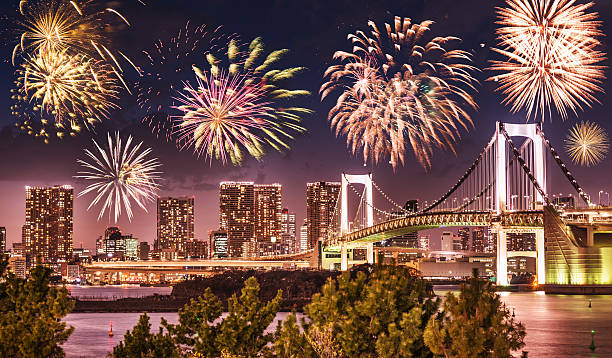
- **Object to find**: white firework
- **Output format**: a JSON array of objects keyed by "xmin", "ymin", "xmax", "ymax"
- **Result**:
[{"xmin": 76, "ymin": 132, "xmax": 162, "ymax": 222}]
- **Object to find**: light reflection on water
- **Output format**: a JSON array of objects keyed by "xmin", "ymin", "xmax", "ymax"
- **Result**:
[{"xmin": 62, "ymin": 291, "xmax": 612, "ymax": 357}]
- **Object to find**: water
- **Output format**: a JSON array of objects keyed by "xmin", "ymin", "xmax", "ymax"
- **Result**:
[
  {"xmin": 62, "ymin": 291, "xmax": 612, "ymax": 357},
  {"xmin": 67, "ymin": 285, "xmax": 172, "ymax": 301}
]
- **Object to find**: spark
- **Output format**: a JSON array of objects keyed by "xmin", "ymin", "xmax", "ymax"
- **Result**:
[
  {"xmin": 565, "ymin": 121, "xmax": 608, "ymax": 167},
  {"xmin": 76, "ymin": 132, "xmax": 162, "ymax": 223},
  {"xmin": 321, "ymin": 16, "xmax": 478, "ymax": 169},
  {"xmin": 489, "ymin": 0, "xmax": 606, "ymax": 121}
]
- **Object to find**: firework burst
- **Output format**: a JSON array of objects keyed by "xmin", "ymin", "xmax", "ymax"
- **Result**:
[
  {"xmin": 321, "ymin": 17, "xmax": 478, "ymax": 169},
  {"xmin": 489, "ymin": 0, "xmax": 606, "ymax": 121},
  {"xmin": 76, "ymin": 132, "xmax": 162, "ymax": 223},
  {"xmin": 172, "ymin": 37, "xmax": 311, "ymax": 165},
  {"xmin": 14, "ymin": 0, "xmax": 139, "ymax": 88},
  {"xmin": 565, "ymin": 121, "xmax": 609, "ymax": 167},
  {"xmin": 13, "ymin": 49, "xmax": 120, "ymax": 131},
  {"xmin": 136, "ymin": 22, "xmax": 225, "ymax": 142}
]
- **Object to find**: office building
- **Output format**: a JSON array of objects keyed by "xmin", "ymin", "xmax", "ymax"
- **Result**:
[
  {"xmin": 0, "ymin": 227, "xmax": 6, "ymax": 253},
  {"xmin": 306, "ymin": 182, "xmax": 341, "ymax": 249},
  {"xmin": 458, "ymin": 227, "xmax": 470, "ymax": 251},
  {"xmin": 124, "ymin": 236, "xmax": 139, "ymax": 260},
  {"xmin": 210, "ymin": 230, "xmax": 229, "ymax": 258},
  {"xmin": 281, "ymin": 208, "xmax": 297, "ymax": 253},
  {"xmin": 419, "ymin": 235, "xmax": 430, "ymax": 251},
  {"xmin": 299, "ymin": 220, "xmax": 308, "ymax": 252},
  {"xmin": 404, "ymin": 200, "xmax": 419, "ymax": 213},
  {"xmin": 185, "ymin": 239, "xmax": 208, "ymax": 258},
  {"xmin": 23, "ymin": 185, "xmax": 73, "ymax": 264},
  {"xmin": 8, "ymin": 256, "xmax": 27, "ymax": 279},
  {"xmin": 138, "ymin": 242, "xmax": 150, "ymax": 260},
  {"xmin": 103, "ymin": 227, "xmax": 125, "ymax": 258},
  {"xmin": 441, "ymin": 232, "xmax": 454, "ymax": 252},
  {"xmin": 472, "ymin": 227, "xmax": 486, "ymax": 252},
  {"xmin": 156, "ymin": 197, "xmax": 195, "ymax": 258},
  {"xmin": 507, "ymin": 232, "xmax": 536, "ymax": 251}
]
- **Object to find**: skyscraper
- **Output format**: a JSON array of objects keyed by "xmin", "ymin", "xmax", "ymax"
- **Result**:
[
  {"xmin": 281, "ymin": 208, "xmax": 297, "ymax": 253},
  {"xmin": 220, "ymin": 182, "xmax": 255, "ymax": 257},
  {"xmin": 0, "ymin": 227, "xmax": 6, "ymax": 253},
  {"xmin": 472, "ymin": 227, "xmax": 486, "ymax": 252},
  {"xmin": 458, "ymin": 227, "xmax": 470, "ymax": 251},
  {"xmin": 209, "ymin": 230, "xmax": 228, "ymax": 258},
  {"xmin": 299, "ymin": 219, "xmax": 308, "ymax": 252},
  {"xmin": 156, "ymin": 197, "xmax": 195, "ymax": 257},
  {"xmin": 253, "ymin": 184, "xmax": 283, "ymax": 243},
  {"xmin": 306, "ymin": 182, "xmax": 341, "ymax": 249},
  {"xmin": 23, "ymin": 185, "xmax": 73, "ymax": 263}
]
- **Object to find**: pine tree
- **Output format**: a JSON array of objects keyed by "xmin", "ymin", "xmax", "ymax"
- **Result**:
[
  {"xmin": 424, "ymin": 273, "xmax": 526, "ymax": 357},
  {"xmin": 299, "ymin": 264, "xmax": 438, "ymax": 357},
  {"xmin": 112, "ymin": 313, "xmax": 178, "ymax": 358},
  {"xmin": 270, "ymin": 313, "xmax": 314, "ymax": 358},
  {"xmin": 0, "ymin": 261, "xmax": 74, "ymax": 358}
]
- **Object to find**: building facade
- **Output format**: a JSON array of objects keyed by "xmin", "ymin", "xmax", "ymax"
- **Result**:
[
  {"xmin": 219, "ymin": 182, "xmax": 255, "ymax": 257},
  {"xmin": 472, "ymin": 227, "xmax": 486, "ymax": 252},
  {"xmin": 23, "ymin": 185, "xmax": 73, "ymax": 264},
  {"xmin": 0, "ymin": 227, "xmax": 6, "ymax": 253},
  {"xmin": 209, "ymin": 230, "xmax": 228, "ymax": 258},
  {"xmin": 253, "ymin": 184, "xmax": 283, "ymax": 243},
  {"xmin": 458, "ymin": 227, "xmax": 470, "ymax": 251},
  {"xmin": 156, "ymin": 197, "xmax": 195, "ymax": 258},
  {"xmin": 306, "ymin": 182, "xmax": 341, "ymax": 250},
  {"xmin": 281, "ymin": 208, "xmax": 297, "ymax": 253}
]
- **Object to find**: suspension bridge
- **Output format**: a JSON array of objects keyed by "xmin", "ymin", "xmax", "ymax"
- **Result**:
[{"xmin": 319, "ymin": 122, "xmax": 612, "ymax": 286}]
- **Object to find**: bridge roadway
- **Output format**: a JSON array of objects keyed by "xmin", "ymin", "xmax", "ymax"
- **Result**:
[
  {"xmin": 327, "ymin": 210, "xmax": 545, "ymax": 247},
  {"xmin": 85, "ymin": 258, "xmax": 311, "ymax": 275}
]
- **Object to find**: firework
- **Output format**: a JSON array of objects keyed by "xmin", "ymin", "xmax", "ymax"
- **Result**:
[
  {"xmin": 14, "ymin": 0, "xmax": 139, "ymax": 88},
  {"xmin": 321, "ymin": 17, "xmax": 478, "ymax": 169},
  {"xmin": 489, "ymin": 0, "xmax": 606, "ymax": 121},
  {"xmin": 136, "ymin": 22, "xmax": 225, "ymax": 142},
  {"xmin": 172, "ymin": 37, "xmax": 311, "ymax": 165},
  {"xmin": 565, "ymin": 121, "xmax": 608, "ymax": 167},
  {"xmin": 14, "ymin": 49, "xmax": 120, "ymax": 130},
  {"xmin": 76, "ymin": 132, "xmax": 162, "ymax": 222}
]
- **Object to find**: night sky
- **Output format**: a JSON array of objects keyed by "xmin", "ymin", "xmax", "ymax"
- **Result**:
[{"xmin": 1, "ymin": 0, "xmax": 611, "ymax": 250}]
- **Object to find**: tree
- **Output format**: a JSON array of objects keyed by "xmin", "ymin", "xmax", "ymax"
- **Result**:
[
  {"xmin": 0, "ymin": 260, "xmax": 74, "ymax": 358},
  {"xmin": 424, "ymin": 273, "xmax": 526, "ymax": 358},
  {"xmin": 112, "ymin": 313, "xmax": 178, "ymax": 358},
  {"xmin": 270, "ymin": 313, "xmax": 314, "ymax": 358},
  {"xmin": 275, "ymin": 264, "xmax": 439, "ymax": 358}
]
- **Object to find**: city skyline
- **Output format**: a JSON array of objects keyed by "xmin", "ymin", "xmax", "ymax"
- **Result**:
[{"xmin": 1, "ymin": 0, "xmax": 612, "ymax": 251}]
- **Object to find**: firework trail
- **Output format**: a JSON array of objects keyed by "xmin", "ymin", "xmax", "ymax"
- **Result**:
[
  {"xmin": 76, "ymin": 132, "xmax": 162, "ymax": 223},
  {"xmin": 172, "ymin": 36, "xmax": 311, "ymax": 165},
  {"xmin": 321, "ymin": 16, "xmax": 478, "ymax": 169},
  {"xmin": 489, "ymin": 0, "xmax": 606, "ymax": 121},
  {"xmin": 565, "ymin": 121, "xmax": 608, "ymax": 167},
  {"xmin": 135, "ymin": 22, "xmax": 225, "ymax": 142}
]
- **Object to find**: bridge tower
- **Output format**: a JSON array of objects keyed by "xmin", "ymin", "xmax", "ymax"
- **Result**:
[
  {"xmin": 495, "ymin": 122, "xmax": 546, "ymax": 285},
  {"xmin": 339, "ymin": 173, "xmax": 375, "ymax": 270}
]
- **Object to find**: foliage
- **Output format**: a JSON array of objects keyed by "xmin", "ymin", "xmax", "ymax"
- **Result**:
[
  {"xmin": 111, "ymin": 313, "xmax": 178, "ymax": 358},
  {"xmin": 0, "ymin": 260, "xmax": 74, "ymax": 358},
  {"xmin": 115, "ymin": 276, "xmax": 282, "ymax": 358},
  {"xmin": 273, "ymin": 264, "xmax": 439, "ymax": 358},
  {"xmin": 424, "ymin": 273, "xmax": 526, "ymax": 357}
]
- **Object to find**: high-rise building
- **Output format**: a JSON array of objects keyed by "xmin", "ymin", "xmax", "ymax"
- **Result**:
[
  {"xmin": 507, "ymin": 232, "xmax": 535, "ymax": 251},
  {"xmin": 156, "ymin": 197, "xmax": 195, "ymax": 258},
  {"xmin": 458, "ymin": 227, "xmax": 470, "ymax": 251},
  {"xmin": 23, "ymin": 185, "xmax": 73, "ymax": 263},
  {"xmin": 299, "ymin": 219, "xmax": 308, "ymax": 252},
  {"xmin": 103, "ymin": 227, "xmax": 124, "ymax": 257},
  {"xmin": 306, "ymin": 182, "xmax": 341, "ymax": 250},
  {"xmin": 209, "ymin": 230, "xmax": 228, "ymax": 258},
  {"xmin": 138, "ymin": 242, "xmax": 150, "ymax": 260},
  {"xmin": 124, "ymin": 236, "xmax": 139, "ymax": 260},
  {"xmin": 404, "ymin": 200, "xmax": 419, "ymax": 213},
  {"xmin": 441, "ymin": 232, "xmax": 454, "ymax": 252},
  {"xmin": 254, "ymin": 184, "xmax": 283, "ymax": 243},
  {"xmin": 419, "ymin": 235, "xmax": 430, "ymax": 251},
  {"xmin": 281, "ymin": 208, "xmax": 297, "ymax": 253},
  {"xmin": 220, "ymin": 182, "xmax": 255, "ymax": 257},
  {"xmin": 472, "ymin": 227, "xmax": 486, "ymax": 252},
  {"xmin": 0, "ymin": 227, "xmax": 6, "ymax": 253},
  {"xmin": 185, "ymin": 239, "xmax": 208, "ymax": 258}
]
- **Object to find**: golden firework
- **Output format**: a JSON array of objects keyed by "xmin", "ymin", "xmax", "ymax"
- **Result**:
[
  {"xmin": 322, "ymin": 17, "xmax": 478, "ymax": 169},
  {"xmin": 489, "ymin": 0, "xmax": 606, "ymax": 121},
  {"xmin": 15, "ymin": 49, "xmax": 119, "ymax": 129},
  {"xmin": 565, "ymin": 121, "xmax": 608, "ymax": 167}
]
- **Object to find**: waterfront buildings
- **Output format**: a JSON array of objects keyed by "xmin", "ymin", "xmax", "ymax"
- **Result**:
[
  {"xmin": 472, "ymin": 227, "xmax": 486, "ymax": 252},
  {"xmin": 419, "ymin": 235, "xmax": 430, "ymax": 251},
  {"xmin": 299, "ymin": 219, "xmax": 308, "ymax": 252},
  {"xmin": 458, "ymin": 227, "xmax": 470, "ymax": 251},
  {"xmin": 281, "ymin": 208, "xmax": 298, "ymax": 253},
  {"xmin": 185, "ymin": 239, "xmax": 208, "ymax": 258},
  {"xmin": 138, "ymin": 242, "xmax": 150, "ymax": 260},
  {"xmin": 219, "ymin": 182, "xmax": 255, "ymax": 257},
  {"xmin": 507, "ymin": 232, "xmax": 535, "ymax": 251},
  {"xmin": 156, "ymin": 197, "xmax": 195, "ymax": 258},
  {"xmin": 441, "ymin": 232, "xmax": 454, "ymax": 251},
  {"xmin": 209, "ymin": 230, "xmax": 228, "ymax": 258},
  {"xmin": 0, "ymin": 227, "xmax": 5, "ymax": 253},
  {"xmin": 22, "ymin": 185, "xmax": 73, "ymax": 264},
  {"xmin": 254, "ymin": 184, "xmax": 283, "ymax": 243},
  {"xmin": 306, "ymin": 181, "xmax": 340, "ymax": 249}
]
